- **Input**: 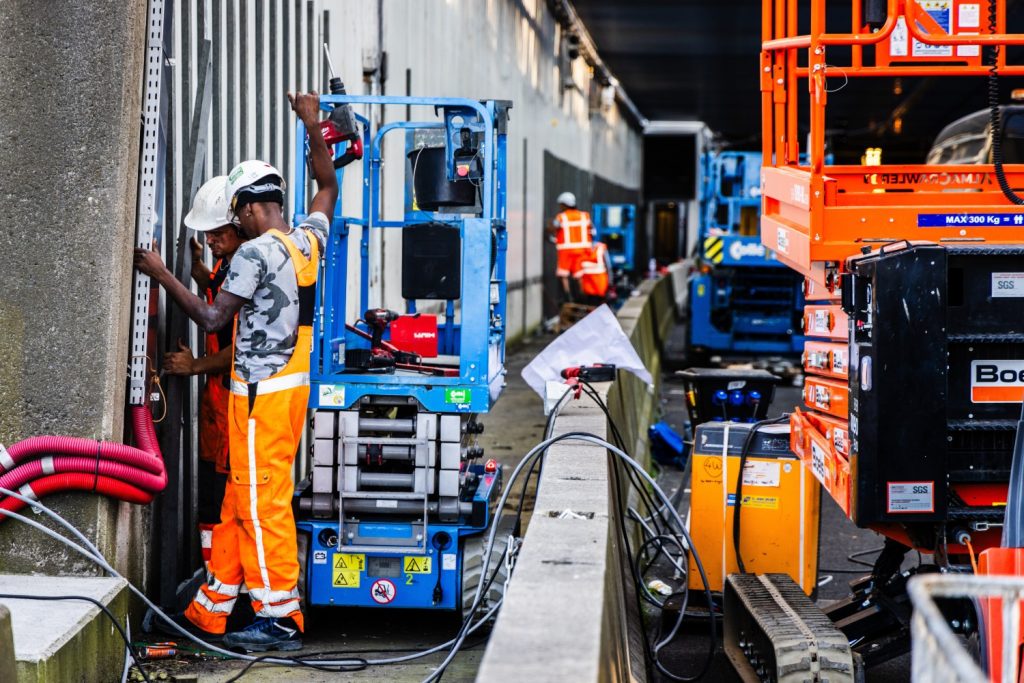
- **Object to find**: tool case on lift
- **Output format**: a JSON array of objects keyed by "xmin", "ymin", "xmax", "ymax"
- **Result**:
[{"xmin": 842, "ymin": 243, "xmax": 1024, "ymax": 526}]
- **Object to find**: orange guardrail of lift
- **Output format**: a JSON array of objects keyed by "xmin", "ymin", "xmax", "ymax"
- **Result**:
[{"xmin": 760, "ymin": 0, "xmax": 1024, "ymax": 284}]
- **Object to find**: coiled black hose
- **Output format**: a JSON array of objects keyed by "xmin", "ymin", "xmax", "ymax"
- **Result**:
[{"xmin": 988, "ymin": 0, "xmax": 1024, "ymax": 204}]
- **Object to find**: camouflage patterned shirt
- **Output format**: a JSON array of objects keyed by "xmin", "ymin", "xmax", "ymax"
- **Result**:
[{"xmin": 222, "ymin": 212, "xmax": 329, "ymax": 382}]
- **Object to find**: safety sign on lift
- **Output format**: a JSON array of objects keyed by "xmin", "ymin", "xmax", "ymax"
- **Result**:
[
  {"xmin": 918, "ymin": 212, "xmax": 1024, "ymax": 227},
  {"xmin": 887, "ymin": 481, "xmax": 934, "ymax": 513},
  {"xmin": 403, "ymin": 556, "xmax": 432, "ymax": 574},
  {"xmin": 332, "ymin": 553, "xmax": 365, "ymax": 589}
]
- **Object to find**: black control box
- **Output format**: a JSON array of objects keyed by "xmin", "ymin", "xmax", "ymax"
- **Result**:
[{"xmin": 841, "ymin": 244, "xmax": 1024, "ymax": 526}]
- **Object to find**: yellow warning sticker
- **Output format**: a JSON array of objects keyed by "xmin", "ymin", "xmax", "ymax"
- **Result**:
[
  {"xmin": 333, "ymin": 553, "xmax": 365, "ymax": 571},
  {"xmin": 332, "ymin": 569, "xmax": 360, "ymax": 588},
  {"xmin": 741, "ymin": 495, "xmax": 779, "ymax": 510},
  {"xmin": 403, "ymin": 556, "xmax": 431, "ymax": 574}
]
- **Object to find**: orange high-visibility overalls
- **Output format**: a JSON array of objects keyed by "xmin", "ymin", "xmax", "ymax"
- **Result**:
[
  {"xmin": 577, "ymin": 242, "xmax": 610, "ymax": 298},
  {"xmin": 186, "ymin": 229, "xmax": 319, "ymax": 633},
  {"xmin": 198, "ymin": 259, "xmax": 232, "ymax": 567},
  {"xmin": 554, "ymin": 208, "xmax": 593, "ymax": 277}
]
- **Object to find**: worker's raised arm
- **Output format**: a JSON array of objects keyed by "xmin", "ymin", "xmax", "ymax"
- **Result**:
[{"xmin": 288, "ymin": 91, "xmax": 339, "ymax": 220}]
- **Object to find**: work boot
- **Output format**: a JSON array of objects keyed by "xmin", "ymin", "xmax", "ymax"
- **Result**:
[
  {"xmin": 151, "ymin": 611, "xmax": 223, "ymax": 644},
  {"xmin": 222, "ymin": 617, "xmax": 302, "ymax": 652}
]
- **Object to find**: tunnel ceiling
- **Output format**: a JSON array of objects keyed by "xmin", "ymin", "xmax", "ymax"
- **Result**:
[{"xmin": 574, "ymin": 0, "xmax": 1024, "ymax": 161}]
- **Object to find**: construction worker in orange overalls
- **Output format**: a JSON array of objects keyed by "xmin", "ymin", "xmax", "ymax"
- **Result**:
[
  {"xmin": 575, "ymin": 241, "xmax": 611, "ymax": 304},
  {"xmin": 546, "ymin": 191, "xmax": 593, "ymax": 301},
  {"xmin": 161, "ymin": 175, "xmax": 245, "ymax": 571},
  {"xmin": 135, "ymin": 91, "xmax": 337, "ymax": 652}
]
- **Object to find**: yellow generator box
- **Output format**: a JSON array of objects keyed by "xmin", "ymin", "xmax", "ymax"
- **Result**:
[{"xmin": 688, "ymin": 421, "xmax": 820, "ymax": 595}]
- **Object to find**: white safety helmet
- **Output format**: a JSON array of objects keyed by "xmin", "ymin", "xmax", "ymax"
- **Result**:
[
  {"xmin": 224, "ymin": 160, "xmax": 286, "ymax": 222},
  {"xmin": 183, "ymin": 175, "xmax": 232, "ymax": 231},
  {"xmin": 557, "ymin": 191, "xmax": 577, "ymax": 208}
]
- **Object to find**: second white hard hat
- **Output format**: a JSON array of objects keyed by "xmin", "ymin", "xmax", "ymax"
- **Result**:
[
  {"xmin": 224, "ymin": 160, "xmax": 286, "ymax": 221},
  {"xmin": 184, "ymin": 175, "xmax": 232, "ymax": 231},
  {"xmin": 557, "ymin": 191, "xmax": 577, "ymax": 208}
]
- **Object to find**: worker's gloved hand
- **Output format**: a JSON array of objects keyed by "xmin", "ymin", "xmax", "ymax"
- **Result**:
[
  {"xmin": 288, "ymin": 90, "xmax": 321, "ymax": 126},
  {"xmin": 163, "ymin": 339, "xmax": 197, "ymax": 376},
  {"xmin": 134, "ymin": 247, "xmax": 167, "ymax": 277}
]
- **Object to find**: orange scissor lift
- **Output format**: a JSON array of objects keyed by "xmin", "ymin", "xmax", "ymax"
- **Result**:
[{"xmin": 725, "ymin": 0, "xmax": 1024, "ymax": 679}]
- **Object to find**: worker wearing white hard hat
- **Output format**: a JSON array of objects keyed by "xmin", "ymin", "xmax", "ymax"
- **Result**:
[
  {"xmin": 135, "ymin": 91, "xmax": 339, "ymax": 652},
  {"xmin": 546, "ymin": 190, "xmax": 594, "ymax": 301},
  {"xmin": 164, "ymin": 175, "xmax": 249, "ymax": 584}
]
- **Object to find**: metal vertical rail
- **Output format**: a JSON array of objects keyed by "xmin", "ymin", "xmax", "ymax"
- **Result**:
[{"xmin": 130, "ymin": 0, "xmax": 170, "ymax": 406}]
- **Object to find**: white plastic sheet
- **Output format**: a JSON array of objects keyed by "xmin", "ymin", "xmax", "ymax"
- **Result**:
[{"xmin": 521, "ymin": 304, "xmax": 654, "ymax": 399}]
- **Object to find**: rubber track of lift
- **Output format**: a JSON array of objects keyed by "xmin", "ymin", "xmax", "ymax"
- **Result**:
[{"xmin": 724, "ymin": 573, "xmax": 855, "ymax": 683}]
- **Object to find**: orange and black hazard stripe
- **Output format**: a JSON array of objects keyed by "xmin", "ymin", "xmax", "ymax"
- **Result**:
[{"xmin": 703, "ymin": 236, "xmax": 724, "ymax": 264}]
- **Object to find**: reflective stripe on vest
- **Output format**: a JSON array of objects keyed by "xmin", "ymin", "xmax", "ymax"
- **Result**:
[
  {"xmin": 577, "ymin": 243, "xmax": 609, "ymax": 275},
  {"xmin": 555, "ymin": 210, "xmax": 593, "ymax": 250},
  {"xmin": 231, "ymin": 372, "xmax": 310, "ymax": 397}
]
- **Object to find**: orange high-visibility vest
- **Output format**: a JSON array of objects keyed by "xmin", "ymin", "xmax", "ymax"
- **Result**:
[
  {"xmin": 577, "ymin": 242, "xmax": 610, "ymax": 297},
  {"xmin": 200, "ymin": 259, "xmax": 231, "ymax": 473},
  {"xmin": 554, "ymin": 209, "xmax": 593, "ymax": 250}
]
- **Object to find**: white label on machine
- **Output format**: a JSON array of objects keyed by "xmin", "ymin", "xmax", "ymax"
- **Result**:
[
  {"xmin": 606, "ymin": 206, "xmax": 623, "ymax": 228},
  {"xmin": 727, "ymin": 380, "xmax": 746, "ymax": 390},
  {"xmin": 809, "ymin": 441, "xmax": 828, "ymax": 486},
  {"xmin": 957, "ymin": 34, "xmax": 980, "ymax": 57},
  {"xmin": 912, "ymin": 1, "xmax": 953, "ymax": 58},
  {"xmin": 831, "ymin": 349, "xmax": 847, "ymax": 374},
  {"xmin": 959, "ymin": 3, "xmax": 980, "ymax": 27},
  {"xmin": 971, "ymin": 360, "xmax": 1024, "ymax": 403},
  {"xmin": 318, "ymin": 383, "xmax": 346, "ymax": 407},
  {"xmin": 313, "ymin": 550, "xmax": 328, "ymax": 565},
  {"xmin": 741, "ymin": 460, "xmax": 781, "ymax": 488},
  {"xmin": 776, "ymin": 227, "xmax": 790, "ymax": 254},
  {"xmin": 992, "ymin": 272, "xmax": 1024, "ymax": 298},
  {"xmin": 887, "ymin": 482, "xmax": 934, "ymax": 513},
  {"xmin": 890, "ymin": 17, "xmax": 909, "ymax": 56},
  {"xmin": 376, "ymin": 499, "xmax": 399, "ymax": 509},
  {"xmin": 442, "ymin": 553, "xmax": 457, "ymax": 571}
]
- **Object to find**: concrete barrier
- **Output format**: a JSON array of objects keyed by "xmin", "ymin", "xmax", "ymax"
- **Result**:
[
  {"xmin": 1, "ymin": 575, "xmax": 129, "ymax": 683},
  {"xmin": 478, "ymin": 275, "xmax": 677, "ymax": 682}
]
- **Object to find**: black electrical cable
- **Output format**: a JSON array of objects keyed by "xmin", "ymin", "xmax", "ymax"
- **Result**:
[
  {"xmin": 511, "ymin": 387, "xmax": 576, "ymax": 535},
  {"xmin": 577, "ymin": 382, "xmax": 715, "ymax": 682},
  {"xmin": 581, "ymin": 382, "xmax": 673, "ymax": 537},
  {"xmin": 0, "ymin": 593, "xmax": 151, "ymax": 683},
  {"xmin": 732, "ymin": 415, "xmax": 790, "ymax": 574},
  {"xmin": 988, "ymin": 0, "xmax": 1024, "ymax": 204}
]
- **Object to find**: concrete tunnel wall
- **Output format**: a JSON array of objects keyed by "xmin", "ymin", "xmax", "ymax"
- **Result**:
[{"xmin": 0, "ymin": 1, "xmax": 151, "ymax": 579}]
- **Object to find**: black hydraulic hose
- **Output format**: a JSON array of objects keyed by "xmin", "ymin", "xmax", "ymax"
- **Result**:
[
  {"xmin": 988, "ymin": 0, "xmax": 1024, "ymax": 205},
  {"xmin": 733, "ymin": 416, "xmax": 790, "ymax": 574}
]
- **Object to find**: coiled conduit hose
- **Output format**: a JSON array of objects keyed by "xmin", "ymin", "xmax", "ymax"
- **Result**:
[{"xmin": 0, "ymin": 406, "xmax": 166, "ymax": 519}]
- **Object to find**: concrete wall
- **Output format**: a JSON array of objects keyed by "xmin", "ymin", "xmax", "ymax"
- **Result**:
[
  {"xmin": 0, "ymin": 1, "xmax": 149, "ymax": 579},
  {"xmin": 480, "ymin": 276, "xmax": 677, "ymax": 681}
]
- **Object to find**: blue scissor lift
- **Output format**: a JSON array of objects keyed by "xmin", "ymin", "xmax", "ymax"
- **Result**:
[
  {"xmin": 592, "ymin": 203, "xmax": 637, "ymax": 273},
  {"xmin": 294, "ymin": 95, "xmax": 512, "ymax": 615},
  {"xmin": 687, "ymin": 150, "xmax": 805, "ymax": 359}
]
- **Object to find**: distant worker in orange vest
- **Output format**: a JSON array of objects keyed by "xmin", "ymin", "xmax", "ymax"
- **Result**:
[
  {"xmin": 546, "ymin": 191, "xmax": 593, "ymax": 301},
  {"xmin": 576, "ymin": 241, "xmax": 611, "ymax": 304},
  {"xmin": 161, "ymin": 175, "xmax": 246, "ymax": 572}
]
